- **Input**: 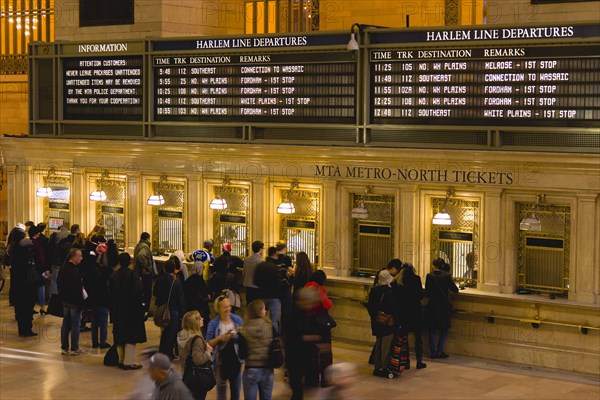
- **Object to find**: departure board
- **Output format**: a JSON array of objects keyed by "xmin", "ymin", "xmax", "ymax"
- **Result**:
[
  {"xmin": 370, "ymin": 44, "xmax": 600, "ymax": 127},
  {"xmin": 153, "ymin": 52, "xmax": 356, "ymax": 123},
  {"xmin": 63, "ymin": 56, "xmax": 143, "ymax": 120}
]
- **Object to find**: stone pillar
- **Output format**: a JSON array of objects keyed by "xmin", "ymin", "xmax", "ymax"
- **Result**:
[
  {"xmin": 400, "ymin": 186, "xmax": 417, "ymax": 270},
  {"xmin": 481, "ymin": 189, "xmax": 503, "ymax": 293},
  {"xmin": 572, "ymin": 194, "xmax": 598, "ymax": 303},
  {"xmin": 70, "ymin": 168, "xmax": 86, "ymax": 231},
  {"xmin": 321, "ymin": 180, "xmax": 340, "ymax": 275},
  {"xmin": 187, "ymin": 175, "xmax": 202, "ymax": 251},
  {"xmin": 5, "ymin": 164, "xmax": 18, "ymax": 229},
  {"xmin": 126, "ymin": 173, "xmax": 141, "ymax": 250},
  {"xmin": 252, "ymin": 179, "xmax": 265, "ymax": 243}
]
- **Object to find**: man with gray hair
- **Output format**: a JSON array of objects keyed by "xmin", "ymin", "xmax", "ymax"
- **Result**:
[{"xmin": 148, "ymin": 352, "xmax": 193, "ymax": 400}]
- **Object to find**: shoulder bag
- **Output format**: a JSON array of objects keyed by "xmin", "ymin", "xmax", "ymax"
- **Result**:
[
  {"xmin": 153, "ymin": 278, "xmax": 175, "ymax": 327},
  {"xmin": 268, "ymin": 328, "xmax": 284, "ymax": 368},
  {"xmin": 375, "ymin": 290, "xmax": 395, "ymax": 327},
  {"xmin": 183, "ymin": 336, "xmax": 216, "ymax": 392}
]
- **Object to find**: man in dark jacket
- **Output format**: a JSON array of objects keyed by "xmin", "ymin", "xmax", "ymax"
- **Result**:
[
  {"xmin": 57, "ymin": 224, "xmax": 81, "ymax": 266},
  {"xmin": 254, "ymin": 258, "xmax": 282, "ymax": 335},
  {"xmin": 134, "ymin": 232, "xmax": 154, "ymax": 315},
  {"xmin": 10, "ymin": 228, "xmax": 38, "ymax": 337},
  {"xmin": 154, "ymin": 259, "xmax": 185, "ymax": 359},
  {"xmin": 57, "ymin": 248, "xmax": 87, "ymax": 355}
]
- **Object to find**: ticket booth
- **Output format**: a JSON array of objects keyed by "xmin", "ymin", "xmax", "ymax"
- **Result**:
[
  {"xmin": 278, "ymin": 185, "xmax": 319, "ymax": 265},
  {"xmin": 150, "ymin": 179, "xmax": 186, "ymax": 254},
  {"xmin": 212, "ymin": 185, "xmax": 249, "ymax": 258},
  {"xmin": 351, "ymin": 193, "xmax": 395, "ymax": 276},
  {"xmin": 431, "ymin": 195, "xmax": 480, "ymax": 284},
  {"xmin": 93, "ymin": 174, "xmax": 126, "ymax": 248},
  {"xmin": 42, "ymin": 172, "xmax": 72, "ymax": 233}
]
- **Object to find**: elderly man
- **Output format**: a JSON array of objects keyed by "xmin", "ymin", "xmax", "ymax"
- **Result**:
[{"xmin": 148, "ymin": 352, "xmax": 193, "ymax": 400}]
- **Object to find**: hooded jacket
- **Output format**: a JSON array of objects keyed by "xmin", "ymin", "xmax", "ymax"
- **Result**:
[
  {"xmin": 177, "ymin": 330, "xmax": 211, "ymax": 366},
  {"xmin": 152, "ymin": 369, "xmax": 194, "ymax": 400},
  {"xmin": 239, "ymin": 317, "xmax": 272, "ymax": 368}
]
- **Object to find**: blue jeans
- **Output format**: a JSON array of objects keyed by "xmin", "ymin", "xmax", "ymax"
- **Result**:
[
  {"xmin": 263, "ymin": 298, "xmax": 281, "ymax": 336},
  {"xmin": 216, "ymin": 363, "xmax": 242, "ymax": 400},
  {"xmin": 91, "ymin": 306, "xmax": 109, "ymax": 346},
  {"xmin": 428, "ymin": 328, "xmax": 449, "ymax": 357},
  {"xmin": 37, "ymin": 285, "xmax": 46, "ymax": 307},
  {"xmin": 61, "ymin": 303, "xmax": 82, "ymax": 351},
  {"xmin": 243, "ymin": 367, "xmax": 274, "ymax": 400}
]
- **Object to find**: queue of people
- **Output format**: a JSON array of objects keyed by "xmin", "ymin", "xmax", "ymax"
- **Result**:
[{"xmin": 4, "ymin": 220, "xmax": 462, "ymax": 399}]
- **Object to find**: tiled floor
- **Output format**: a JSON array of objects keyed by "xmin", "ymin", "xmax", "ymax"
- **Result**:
[{"xmin": 0, "ymin": 291, "xmax": 598, "ymax": 400}]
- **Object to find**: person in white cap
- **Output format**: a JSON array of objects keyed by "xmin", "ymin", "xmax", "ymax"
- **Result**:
[{"xmin": 148, "ymin": 352, "xmax": 194, "ymax": 400}]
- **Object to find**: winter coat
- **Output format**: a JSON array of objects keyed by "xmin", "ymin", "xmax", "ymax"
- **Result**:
[
  {"xmin": 367, "ymin": 284, "xmax": 398, "ymax": 336},
  {"xmin": 134, "ymin": 240, "xmax": 154, "ymax": 276},
  {"xmin": 57, "ymin": 261, "xmax": 84, "ymax": 307},
  {"xmin": 87, "ymin": 265, "xmax": 112, "ymax": 308},
  {"xmin": 239, "ymin": 317, "xmax": 272, "ymax": 368},
  {"xmin": 183, "ymin": 274, "xmax": 211, "ymax": 319},
  {"xmin": 254, "ymin": 261, "xmax": 281, "ymax": 299},
  {"xmin": 424, "ymin": 270, "xmax": 459, "ymax": 330},
  {"xmin": 393, "ymin": 270, "xmax": 425, "ymax": 325},
  {"xmin": 154, "ymin": 274, "xmax": 185, "ymax": 314},
  {"xmin": 108, "ymin": 266, "xmax": 147, "ymax": 344},
  {"xmin": 177, "ymin": 330, "xmax": 211, "ymax": 366}
]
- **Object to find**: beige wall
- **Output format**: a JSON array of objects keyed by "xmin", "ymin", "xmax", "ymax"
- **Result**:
[
  {"xmin": 0, "ymin": 75, "xmax": 28, "ymax": 136},
  {"xmin": 485, "ymin": 0, "xmax": 600, "ymax": 25}
]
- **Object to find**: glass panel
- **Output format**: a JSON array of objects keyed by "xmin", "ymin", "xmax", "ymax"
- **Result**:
[
  {"xmin": 152, "ymin": 182, "xmax": 185, "ymax": 254},
  {"xmin": 213, "ymin": 186, "xmax": 249, "ymax": 258},
  {"xmin": 280, "ymin": 188, "xmax": 319, "ymax": 265},
  {"xmin": 95, "ymin": 178, "xmax": 126, "ymax": 249},
  {"xmin": 43, "ymin": 175, "xmax": 71, "ymax": 233}
]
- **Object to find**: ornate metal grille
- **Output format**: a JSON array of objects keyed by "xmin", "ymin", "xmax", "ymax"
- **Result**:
[
  {"xmin": 517, "ymin": 202, "xmax": 570, "ymax": 295},
  {"xmin": 279, "ymin": 189, "xmax": 319, "ymax": 265},
  {"xmin": 42, "ymin": 175, "xmax": 70, "ymax": 232},
  {"xmin": 352, "ymin": 194, "xmax": 395, "ymax": 276},
  {"xmin": 95, "ymin": 178, "xmax": 126, "ymax": 248},
  {"xmin": 213, "ymin": 186, "xmax": 249, "ymax": 258},
  {"xmin": 152, "ymin": 182, "xmax": 185, "ymax": 253},
  {"xmin": 431, "ymin": 197, "xmax": 480, "ymax": 283},
  {"xmin": 445, "ymin": 0, "xmax": 460, "ymax": 25}
]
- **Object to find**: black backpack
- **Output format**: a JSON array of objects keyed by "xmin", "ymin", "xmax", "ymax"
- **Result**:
[{"xmin": 218, "ymin": 340, "xmax": 241, "ymax": 380}]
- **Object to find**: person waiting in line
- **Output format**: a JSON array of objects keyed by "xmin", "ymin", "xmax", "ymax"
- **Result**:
[
  {"xmin": 393, "ymin": 263, "xmax": 427, "ymax": 369},
  {"xmin": 88, "ymin": 242, "xmax": 112, "ymax": 349},
  {"xmin": 178, "ymin": 310, "xmax": 213, "ymax": 400},
  {"xmin": 148, "ymin": 352, "xmax": 194, "ymax": 400},
  {"xmin": 254, "ymin": 255, "xmax": 282, "ymax": 336},
  {"xmin": 33, "ymin": 222, "xmax": 50, "ymax": 315},
  {"xmin": 134, "ymin": 232, "xmax": 154, "ymax": 316},
  {"xmin": 206, "ymin": 295, "xmax": 244, "ymax": 400},
  {"xmin": 154, "ymin": 259, "xmax": 186, "ymax": 359},
  {"xmin": 239, "ymin": 300, "xmax": 274, "ymax": 400},
  {"xmin": 292, "ymin": 251, "xmax": 314, "ymax": 292},
  {"xmin": 108, "ymin": 252, "xmax": 147, "ymax": 369},
  {"xmin": 424, "ymin": 258, "xmax": 459, "ymax": 359},
  {"xmin": 304, "ymin": 270, "xmax": 334, "ymax": 387},
  {"xmin": 220, "ymin": 242, "xmax": 244, "ymax": 293},
  {"xmin": 189, "ymin": 239, "xmax": 215, "ymax": 282},
  {"xmin": 172, "ymin": 249, "xmax": 190, "ymax": 280},
  {"xmin": 58, "ymin": 248, "xmax": 86, "ymax": 354},
  {"xmin": 8, "ymin": 225, "xmax": 38, "ymax": 337},
  {"xmin": 208, "ymin": 255, "xmax": 236, "ymax": 303},
  {"xmin": 243, "ymin": 241, "xmax": 264, "ymax": 305},
  {"xmin": 367, "ymin": 270, "xmax": 397, "ymax": 377},
  {"xmin": 183, "ymin": 261, "xmax": 212, "ymax": 336}
]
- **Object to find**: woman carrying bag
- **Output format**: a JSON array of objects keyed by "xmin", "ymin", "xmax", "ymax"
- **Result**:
[
  {"xmin": 154, "ymin": 259, "xmax": 186, "ymax": 359},
  {"xmin": 178, "ymin": 310, "xmax": 214, "ymax": 400}
]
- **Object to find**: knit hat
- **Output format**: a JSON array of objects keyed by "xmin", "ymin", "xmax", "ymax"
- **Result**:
[
  {"xmin": 221, "ymin": 242, "xmax": 232, "ymax": 253},
  {"xmin": 149, "ymin": 353, "xmax": 171, "ymax": 371},
  {"xmin": 377, "ymin": 270, "xmax": 393, "ymax": 286}
]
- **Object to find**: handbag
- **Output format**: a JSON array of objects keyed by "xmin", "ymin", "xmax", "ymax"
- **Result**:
[
  {"xmin": 376, "ymin": 311, "xmax": 395, "ymax": 327},
  {"xmin": 103, "ymin": 344, "xmax": 119, "ymax": 366},
  {"xmin": 268, "ymin": 334, "xmax": 284, "ymax": 369},
  {"xmin": 153, "ymin": 278, "xmax": 175, "ymax": 327},
  {"xmin": 183, "ymin": 336, "xmax": 216, "ymax": 392}
]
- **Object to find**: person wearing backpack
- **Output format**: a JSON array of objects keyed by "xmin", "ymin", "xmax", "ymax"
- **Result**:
[
  {"xmin": 239, "ymin": 300, "xmax": 274, "ymax": 400},
  {"xmin": 207, "ymin": 295, "xmax": 244, "ymax": 400}
]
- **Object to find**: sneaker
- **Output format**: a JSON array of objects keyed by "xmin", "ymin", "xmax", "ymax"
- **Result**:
[
  {"xmin": 61, "ymin": 349, "xmax": 70, "ymax": 355},
  {"xmin": 70, "ymin": 349, "xmax": 88, "ymax": 356}
]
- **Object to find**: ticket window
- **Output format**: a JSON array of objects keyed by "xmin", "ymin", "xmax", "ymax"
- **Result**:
[
  {"xmin": 213, "ymin": 186, "xmax": 249, "ymax": 258},
  {"xmin": 152, "ymin": 181, "xmax": 185, "ymax": 254},
  {"xmin": 517, "ymin": 202, "xmax": 570, "ymax": 295},
  {"xmin": 43, "ymin": 174, "xmax": 71, "ymax": 233},
  {"xmin": 279, "ymin": 188, "xmax": 319, "ymax": 265},
  {"xmin": 431, "ymin": 197, "xmax": 480, "ymax": 284},
  {"xmin": 352, "ymin": 194, "xmax": 395, "ymax": 277},
  {"xmin": 95, "ymin": 178, "xmax": 126, "ymax": 249}
]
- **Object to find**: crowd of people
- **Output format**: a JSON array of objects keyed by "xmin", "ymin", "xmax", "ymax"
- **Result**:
[{"xmin": 4, "ymin": 220, "xmax": 461, "ymax": 399}]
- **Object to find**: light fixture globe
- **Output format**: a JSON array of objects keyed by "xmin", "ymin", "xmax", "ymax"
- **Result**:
[
  {"xmin": 147, "ymin": 194, "xmax": 165, "ymax": 206},
  {"xmin": 209, "ymin": 197, "xmax": 228, "ymax": 210},
  {"xmin": 36, "ymin": 186, "xmax": 53, "ymax": 197},
  {"xmin": 432, "ymin": 211, "xmax": 452, "ymax": 225},
  {"xmin": 351, "ymin": 203, "xmax": 369, "ymax": 219},
  {"xmin": 89, "ymin": 190, "xmax": 107, "ymax": 202},
  {"xmin": 520, "ymin": 214, "xmax": 542, "ymax": 231},
  {"xmin": 277, "ymin": 202, "xmax": 296, "ymax": 214},
  {"xmin": 347, "ymin": 32, "xmax": 359, "ymax": 51}
]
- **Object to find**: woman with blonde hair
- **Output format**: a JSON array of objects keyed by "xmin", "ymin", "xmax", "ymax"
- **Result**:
[
  {"xmin": 178, "ymin": 310, "xmax": 213, "ymax": 399},
  {"xmin": 239, "ymin": 300, "xmax": 274, "ymax": 400}
]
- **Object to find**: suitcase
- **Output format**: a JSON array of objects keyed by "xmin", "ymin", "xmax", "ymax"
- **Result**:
[{"xmin": 386, "ymin": 328, "xmax": 408, "ymax": 378}]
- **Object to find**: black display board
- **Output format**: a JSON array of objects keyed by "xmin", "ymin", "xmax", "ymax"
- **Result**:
[
  {"xmin": 153, "ymin": 52, "xmax": 356, "ymax": 123},
  {"xmin": 63, "ymin": 56, "xmax": 143, "ymax": 120}
]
